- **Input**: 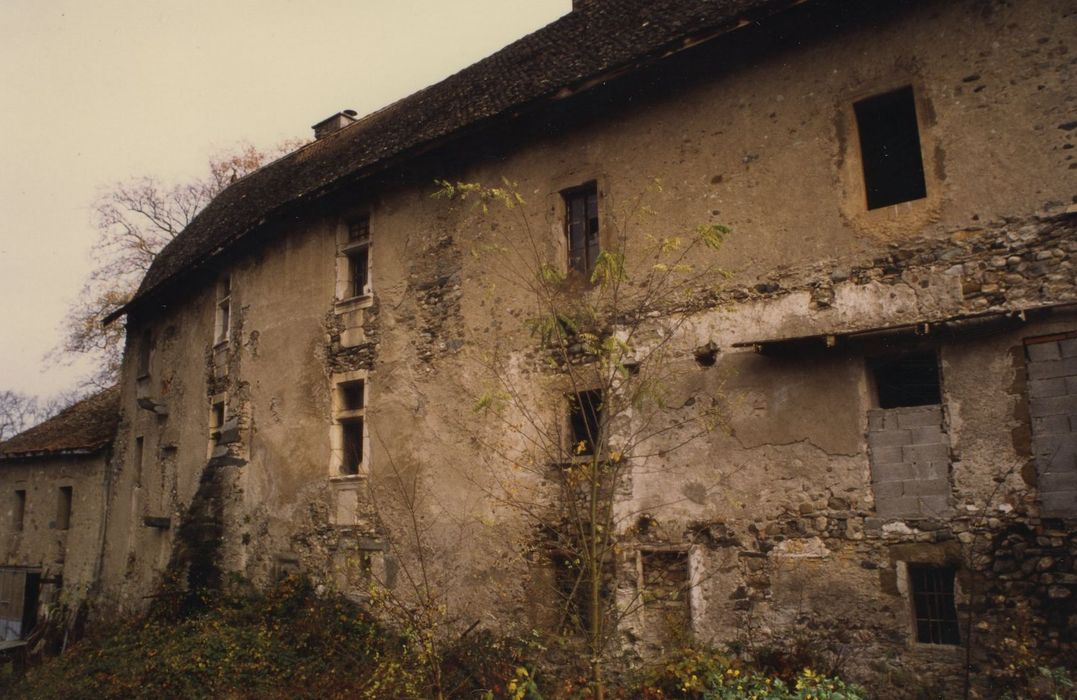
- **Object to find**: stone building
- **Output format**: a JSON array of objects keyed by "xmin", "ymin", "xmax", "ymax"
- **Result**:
[
  {"xmin": 76, "ymin": 0, "xmax": 1077, "ymax": 694},
  {"xmin": 0, "ymin": 388, "xmax": 118, "ymax": 641}
]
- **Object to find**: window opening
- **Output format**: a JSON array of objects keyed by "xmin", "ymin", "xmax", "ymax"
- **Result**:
[
  {"xmin": 56, "ymin": 486, "xmax": 72, "ymax": 531},
  {"xmin": 564, "ymin": 183, "xmax": 599, "ymax": 276},
  {"xmin": 13, "ymin": 491, "xmax": 25, "ymax": 531},
  {"xmin": 214, "ymin": 276, "xmax": 232, "ymax": 344},
  {"xmin": 134, "ymin": 436, "xmax": 145, "ymax": 488},
  {"xmin": 908, "ymin": 565, "xmax": 960, "ymax": 645},
  {"xmin": 340, "ymin": 214, "xmax": 372, "ymax": 299},
  {"xmin": 340, "ymin": 419, "xmax": 364, "ymax": 475},
  {"xmin": 209, "ymin": 401, "xmax": 226, "ymax": 449},
  {"xmin": 871, "ymin": 352, "xmax": 941, "ymax": 409},
  {"xmin": 339, "ymin": 380, "xmax": 365, "ymax": 412},
  {"xmin": 568, "ymin": 389, "xmax": 603, "ymax": 456},
  {"xmin": 854, "ymin": 86, "xmax": 927, "ymax": 210},
  {"xmin": 136, "ymin": 328, "xmax": 152, "ymax": 377},
  {"xmin": 641, "ymin": 550, "xmax": 690, "ymax": 607}
]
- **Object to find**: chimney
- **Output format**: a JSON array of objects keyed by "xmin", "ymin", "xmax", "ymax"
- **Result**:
[{"xmin": 312, "ymin": 109, "xmax": 358, "ymax": 140}]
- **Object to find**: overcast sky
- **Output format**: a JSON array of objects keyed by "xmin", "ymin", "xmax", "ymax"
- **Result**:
[{"xmin": 0, "ymin": 0, "xmax": 570, "ymax": 400}]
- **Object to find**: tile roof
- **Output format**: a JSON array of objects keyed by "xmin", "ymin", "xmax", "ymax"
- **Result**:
[
  {"xmin": 0, "ymin": 387, "xmax": 120, "ymax": 460},
  {"xmin": 116, "ymin": 0, "xmax": 792, "ymax": 319}
]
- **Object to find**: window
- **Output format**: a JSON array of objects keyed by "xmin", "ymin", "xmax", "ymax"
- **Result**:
[
  {"xmin": 133, "ymin": 436, "xmax": 145, "ymax": 488},
  {"xmin": 640, "ymin": 549, "xmax": 692, "ymax": 646},
  {"xmin": 568, "ymin": 389, "xmax": 603, "ymax": 457},
  {"xmin": 56, "ymin": 486, "xmax": 72, "ymax": 531},
  {"xmin": 564, "ymin": 183, "xmax": 599, "ymax": 276},
  {"xmin": 332, "ymin": 374, "xmax": 368, "ymax": 476},
  {"xmin": 214, "ymin": 275, "xmax": 232, "ymax": 345},
  {"xmin": 339, "ymin": 214, "xmax": 372, "ymax": 300},
  {"xmin": 870, "ymin": 352, "xmax": 941, "ymax": 409},
  {"xmin": 854, "ymin": 86, "xmax": 927, "ymax": 210},
  {"xmin": 209, "ymin": 400, "xmax": 226, "ymax": 453},
  {"xmin": 908, "ymin": 565, "xmax": 960, "ymax": 645},
  {"xmin": 136, "ymin": 328, "xmax": 152, "ymax": 378},
  {"xmin": 13, "ymin": 490, "xmax": 25, "ymax": 531}
]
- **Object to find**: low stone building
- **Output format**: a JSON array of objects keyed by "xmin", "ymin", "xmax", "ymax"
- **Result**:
[
  {"xmin": 50, "ymin": 0, "xmax": 1077, "ymax": 695},
  {"xmin": 0, "ymin": 388, "xmax": 118, "ymax": 641}
]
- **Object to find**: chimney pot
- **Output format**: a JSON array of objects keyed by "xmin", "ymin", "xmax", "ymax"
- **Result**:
[{"xmin": 312, "ymin": 110, "xmax": 359, "ymax": 140}]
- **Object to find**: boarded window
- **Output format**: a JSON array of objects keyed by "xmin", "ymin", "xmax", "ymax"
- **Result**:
[
  {"xmin": 568, "ymin": 390, "xmax": 603, "ymax": 456},
  {"xmin": 564, "ymin": 183, "xmax": 599, "ymax": 276},
  {"xmin": 854, "ymin": 86, "xmax": 927, "ymax": 210},
  {"xmin": 56, "ymin": 486, "xmax": 72, "ymax": 531},
  {"xmin": 641, "ymin": 550, "xmax": 692, "ymax": 648},
  {"xmin": 1024, "ymin": 333, "xmax": 1077, "ymax": 516},
  {"xmin": 871, "ymin": 352, "xmax": 941, "ymax": 409},
  {"xmin": 908, "ymin": 564, "xmax": 960, "ymax": 645}
]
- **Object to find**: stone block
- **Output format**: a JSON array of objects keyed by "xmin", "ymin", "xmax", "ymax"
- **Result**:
[
  {"xmin": 895, "ymin": 406, "xmax": 944, "ymax": 428},
  {"xmin": 1040, "ymin": 472, "xmax": 1077, "ymax": 492},
  {"xmin": 1026, "ymin": 341, "xmax": 1062, "ymax": 362},
  {"xmin": 868, "ymin": 429, "xmax": 913, "ymax": 448},
  {"xmin": 1040, "ymin": 490, "xmax": 1077, "ymax": 516},
  {"xmin": 876, "ymin": 497, "xmax": 923, "ymax": 519},
  {"xmin": 872, "ymin": 481, "xmax": 905, "ymax": 501},
  {"xmin": 869, "ymin": 445, "xmax": 905, "ymax": 466},
  {"xmin": 1060, "ymin": 337, "xmax": 1077, "ymax": 358},
  {"xmin": 1028, "ymin": 357, "xmax": 1077, "ymax": 380},
  {"xmin": 1029, "ymin": 377, "xmax": 1069, "ymax": 399},
  {"xmin": 903, "ymin": 443, "xmax": 950, "ymax": 464},
  {"xmin": 867, "ymin": 409, "xmax": 900, "ymax": 431},
  {"xmin": 910, "ymin": 425, "xmax": 946, "ymax": 444},
  {"xmin": 871, "ymin": 461, "xmax": 916, "ymax": 483},
  {"xmin": 1029, "ymin": 394, "xmax": 1077, "ymax": 418},
  {"xmin": 1033, "ymin": 413, "xmax": 1072, "ymax": 436},
  {"xmin": 912, "ymin": 461, "xmax": 949, "ymax": 480},
  {"xmin": 915, "ymin": 494, "xmax": 951, "ymax": 516},
  {"xmin": 903, "ymin": 478, "xmax": 951, "ymax": 497}
]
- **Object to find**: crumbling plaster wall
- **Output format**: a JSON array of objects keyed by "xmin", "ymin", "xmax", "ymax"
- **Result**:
[
  {"xmin": 96, "ymin": 0, "xmax": 1075, "ymax": 690},
  {"xmin": 0, "ymin": 455, "xmax": 107, "ymax": 604}
]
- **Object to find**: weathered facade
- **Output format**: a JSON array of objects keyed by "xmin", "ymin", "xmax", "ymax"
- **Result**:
[
  {"xmin": 62, "ymin": 0, "xmax": 1077, "ymax": 695},
  {"xmin": 0, "ymin": 388, "xmax": 118, "ymax": 642}
]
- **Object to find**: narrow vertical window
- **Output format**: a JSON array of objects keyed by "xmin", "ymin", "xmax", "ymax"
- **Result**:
[
  {"xmin": 564, "ymin": 183, "xmax": 599, "ymax": 276},
  {"xmin": 568, "ymin": 389, "xmax": 603, "ymax": 456},
  {"xmin": 136, "ymin": 328, "xmax": 152, "ymax": 377},
  {"xmin": 56, "ymin": 486, "xmax": 72, "ymax": 531},
  {"xmin": 339, "ymin": 214, "xmax": 372, "ymax": 300},
  {"xmin": 14, "ymin": 490, "xmax": 26, "ymax": 531},
  {"xmin": 332, "ymin": 375, "xmax": 368, "ymax": 476},
  {"xmin": 854, "ymin": 86, "xmax": 927, "ymax": 210},
  {"xmin": 908, "ymin": 565, "xmax": 960, "ymax": 645},
  {"xmin": 134, "ymin": 436, "xmax": 145, "ymax": 488},
  {"xmin": 209, "ymin": 400, "xmax": 226, "ymax": 452},
  {"xmin": 214, "ymin": 276, "xmax": 232, "ymax": 344}
]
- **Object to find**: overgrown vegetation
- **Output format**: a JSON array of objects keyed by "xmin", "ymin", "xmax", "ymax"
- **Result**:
[{"xmin": 2, "ymin": 575, "xmax": 876, "ymax": 699}]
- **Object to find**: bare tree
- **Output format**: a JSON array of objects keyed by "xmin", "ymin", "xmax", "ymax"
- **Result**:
[
  {"xmin": 50, "ymin": 141, "xmax": 305, "ymax": 388},
  {"xmin": 434, "ymin": 179, "xmax": 730, "ymax": 698}
]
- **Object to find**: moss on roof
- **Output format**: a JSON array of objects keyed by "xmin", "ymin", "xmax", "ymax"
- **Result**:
[{"xmin": 0, "ymin": 387, "xmax": 119, "ymax": 459}]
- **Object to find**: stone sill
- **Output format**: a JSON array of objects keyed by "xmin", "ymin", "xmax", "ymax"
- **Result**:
[{"xmin": 334, "ymin": 294, "xmax": 374, "ymax": 313}]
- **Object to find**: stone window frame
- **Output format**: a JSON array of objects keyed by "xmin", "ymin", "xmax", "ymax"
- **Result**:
[
  {"xmin": 894, "ymin": 559, "xmax": 965, "ymax": 649},
  {"xmin": 213, "ymin": 275, "xmax": 232, "ymax": 346},
  {"xmin": 562, "ymin": 181, "xmax": 600, "ymax": 278},
  {"xmin": 335, "ymin": 211, "xmax": 374, "ymax": 311},
  {"xmin": 207, "ymin": 393, "xmax": 227, "ymax": 459},
  {"xmin": 634, "ymin": 545, "xmax": 700, "ymax": 634},
  {"xmin": 837, "ymin": 79, "xmax": 943, "ymax": 237},
  {"xmin": 13, "ymin": 489, "xmax": 26, "ymax": 531},
  {"xmin": 329, "ymin": 369, "xmax": 370, "ymax": 479}
]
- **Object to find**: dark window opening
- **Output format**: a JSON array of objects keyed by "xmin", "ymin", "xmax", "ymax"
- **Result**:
[
  {"xmin": 871, "ymin": 352, "xmax": 941, "ymax": 409},
  {"xmin": 21, "ymin": 573, "xmax": 41, "ymax": 639},
  {"xmin": 134, "ymin": 437, "xmax": 144, "ymax": 488},
  {"xmin": 347, "ymin": 215, "xmax": 370, "ymax": 243},
  {"xmin": 348, "ymin": 248, "xmax": 369, "ymax": 298},
  {"xmin": 339, "ymin": 380, "xmax": 365, "ymax": 412},
  {"xmin": 909, "ymin": 564, "xmax": 960, "ymax": 645},
  {"xmin": 569, "ymin": 390, "xmax": 603, "ymax": 456},
  {"xmin": 551, "ymin": 551, "xmax": 601, "ymax": 634},
  {"xmin": 56, "ymin": 486, "xmax": 72, "ymax": 531},
  {"xmin": 210, "ymin": 402, "xmax": 225, "ymax": 446},
  {"xmin": 136, "ymin": 328, "xmax": 152, "ymax": 377},
  {"xmin": 854, "ymin": 86, "xmax": 927, "ymax": 210},
  {"xmin": 341, "ymin": 419, "xmax": 364, "ymax": 475},
  {"xmin": 14, "ymin": 490, "xmax": 25, "ymax": 531},
  {"xmin": 564, "ymin": 183, "xmax": 600, "ymax": 276}
]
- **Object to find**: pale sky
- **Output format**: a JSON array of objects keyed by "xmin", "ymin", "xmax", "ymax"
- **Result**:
[{"xmin": 0, "ymin": 0, "xmax": 570, "ymax": 400}]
